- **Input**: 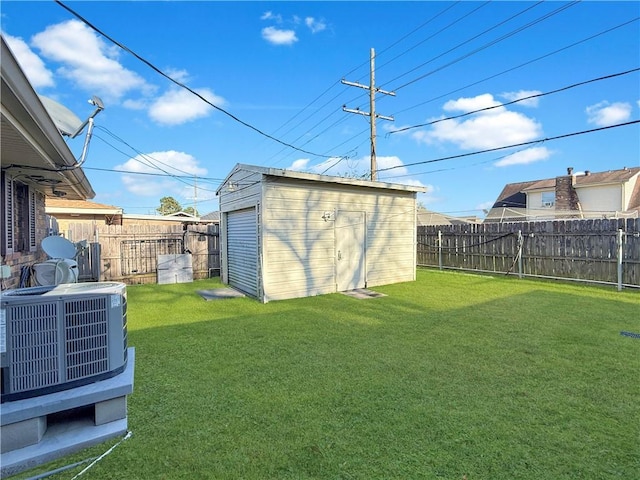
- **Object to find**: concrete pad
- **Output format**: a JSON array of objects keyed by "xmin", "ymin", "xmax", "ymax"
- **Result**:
[
  {"xmin": 0, "ymin": 417, "xmax": 128, "ymax": 478},
  {"xmin": 95, "ymin": 396, "xmax": 127, "ymax": 426},
  {"xmin": 0, "ymin": 349, "xmax": 135, "ymax": 477},
  {"xmin": 0, "ymin": 416, "xmax": 47, "ymax": 454},
  {"xmin": 340, "ymin": 288, "xmax": 387, "ymax": 299},
  {"xmin": 197, "ymin": 288, "xmax": 245, "ymax": 300}
]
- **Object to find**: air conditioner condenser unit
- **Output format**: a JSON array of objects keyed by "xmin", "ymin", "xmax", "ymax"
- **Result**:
[{"xmin": 1, "ymin": 282, "xmax": 128, "ymax": 403}]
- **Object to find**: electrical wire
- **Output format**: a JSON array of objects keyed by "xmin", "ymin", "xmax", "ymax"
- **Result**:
[
  {"xmin": 378, "ymin": 1, "xmax": 544, "ymax": 89},
  {"xmin": 54, "ymin": 1, "xmax": 334, "ymax": 159},
  {"xmin": 392, "ymin": 16, "xmax": 640, "ymax": 116},
  {"xmin": 259, "ymin": 2, "xmax": 470, "ymax": 166},
  {"xmin": 376, "ymin": 120, "xmax": 640, "ymax": 174},
  {"xmin": 388, "ymin": 67, "xmax": 640, "ymax": 135},
  {"xmin": 390, "ymin": 1, "xmax": 580, "ymax": 92}
]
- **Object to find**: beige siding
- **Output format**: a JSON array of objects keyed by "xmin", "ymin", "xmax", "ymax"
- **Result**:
[
  {"xmin": 622, "ymin": 175, "xmax": 639, "ymax": 208},
  {"xmin": 261, "ymin": 178, "xmax": 417, "ymax": 301},
  {"xmin": 577, "ymin": 184, "xmax": 623, "ymax": 213}
]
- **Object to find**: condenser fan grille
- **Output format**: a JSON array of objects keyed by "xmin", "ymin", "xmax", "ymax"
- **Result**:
[
  {"xmin": 64, "ymin": 297, "xmax": 109, "ymax": 381},
  {"xmin": 7, "ymin": 303, "xmax": 61, "ymax": 393}
]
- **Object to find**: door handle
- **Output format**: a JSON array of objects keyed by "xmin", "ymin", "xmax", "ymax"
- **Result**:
[{"xmin": 337, "ymin": 250, "xmax": 342, "ymax": 260}]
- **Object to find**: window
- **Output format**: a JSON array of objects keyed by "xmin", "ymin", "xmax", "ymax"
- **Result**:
[
  {"xmin": 1, "ymin": 172, "xmax": 38, "ymax": 254},
  {"xmin": 2, "ymin": 173, "xmax": 15, "ymax": 255},
  {"xmin": 541, "ymin": 191, "xmax": 555, "ymax": 208}
]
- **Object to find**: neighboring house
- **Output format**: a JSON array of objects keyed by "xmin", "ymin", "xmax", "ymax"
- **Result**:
[
  {"xmin": 417, "ymin": 210, "xmax": 481, "ymax": 226},
  {"xmin": 1, "ymin": 37, "xmax": 95, "ymax": 289},
  {"xmin": 120, "ymin": 211, "xmax": 201, "ymax": 226},
  {"xmin": 45, "ymin": 199, "xmax": 210, "ymax": 236},
  {"xmin": 45, "ymin": 198, "xmax": 123, "ymax": 236},
  {"xmin": 485, "ymin": 166, "xmax": 640, "ymax": 222},
  {"xmin": 216, "ymin": 163, "xmax": 426, "ymax": 302},
  {"xmin": 200, "ymin": 210, "xmax": 220, "ymax": 224}
]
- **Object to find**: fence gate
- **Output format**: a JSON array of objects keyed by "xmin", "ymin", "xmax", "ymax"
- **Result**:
[{"xmin": 120, "ymin": 238, "xmax": 183, "ymax": 276}]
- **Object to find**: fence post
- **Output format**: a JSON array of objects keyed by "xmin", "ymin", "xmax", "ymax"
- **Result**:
[
  {"xmin": 518, "ymin": 230, "xmax": 523, "ymax": 279},
  {"xmin": 617, "ymin": 229, "xmax": 623, "ymax": 291},
  {"xmin": 438, "ymin": 230, "xmax": 443, "ymax": 270}
]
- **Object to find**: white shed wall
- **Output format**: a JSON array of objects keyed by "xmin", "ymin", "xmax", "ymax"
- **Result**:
[
  {"xmin": 261, "ymin": 178, "xmax": 417, "ymax": 301},
  {"xmin": 219, "ymin": 170, "xmax": 263, "ymax": 212}
]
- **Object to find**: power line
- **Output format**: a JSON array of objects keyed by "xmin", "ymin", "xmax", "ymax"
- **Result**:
[
  {"xmin": 388, "ymin": 67, "xmax": 640, "ymax": 135},
  {"xmin": 258, "ymin": 2, "xmax": 471, "ymax": 167},
  {"xmin": 390, "ymin": 1, "xmax": 580, "ymax": 92},
  {"xmin": 54, "ymin": 0, "xmax": 335, "ymax": 160},
  {"xmin": 376, "ymin": 120, "xmax": 640, "ymax": 173},
  {"xmin": 379, "ymin": 1, "xmax": 544, "ymax": 90},
  {"xmin": 392, "ymin": 16, "xmax": 640, "ymax": 117}
]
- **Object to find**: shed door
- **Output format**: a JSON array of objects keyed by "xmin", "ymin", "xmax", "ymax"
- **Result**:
[
  {"xmin": 336, "ymin": 211, "xmax": 365, "ymax": 291},
  {"xmin": 227, "ymin": 207, "xmax": 258, "ymax": 297}
]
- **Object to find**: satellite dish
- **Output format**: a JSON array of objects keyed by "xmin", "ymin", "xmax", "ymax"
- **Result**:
[
  {"xmin": 42, "ymin": 235, "xmax": 77, "ymax": 259},
  {"xmin": 39, "ymin": 95, "xmax": 84, "ymax": 137}
]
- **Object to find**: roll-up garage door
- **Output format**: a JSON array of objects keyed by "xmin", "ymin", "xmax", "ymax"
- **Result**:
[{"xmin": 227, "ymin": 207, "xmax": 258, "ymax": 297}]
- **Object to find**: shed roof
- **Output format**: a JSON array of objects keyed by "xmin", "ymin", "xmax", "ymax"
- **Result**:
[{"xmin": 216, "ymin": 163, "xmax": 427, "ymax": 195}]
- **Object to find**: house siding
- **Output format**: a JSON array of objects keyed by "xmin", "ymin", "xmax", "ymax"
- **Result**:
[{"xmin": 577, "ymin": 184, "xmax": 624, "ymax": 213}]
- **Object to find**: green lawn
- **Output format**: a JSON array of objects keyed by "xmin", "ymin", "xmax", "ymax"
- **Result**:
[{"xmin": 14, "ymin": 269, "xmax": 639, "ymax": 479}]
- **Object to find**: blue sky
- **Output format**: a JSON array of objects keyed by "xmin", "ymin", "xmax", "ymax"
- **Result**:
[{"xmin": 2, "ymin": 1, "xmax": 639, "ymax": 216}]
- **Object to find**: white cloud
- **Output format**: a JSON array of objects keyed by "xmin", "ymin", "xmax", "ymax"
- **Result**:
[
  {"xmin": 30, "ymin": 20, "xmax": 147, "ymax": 100},
  {"xmin": 500, "ymin": 90, "xmax": 542, "ymax": 107},
  {"xmin": 494, "ymin": 146, "xmax": 552, "ymax": 167},
  {"xmin": 305, "ymin": 17, "xmax": 327, "ymax": 33},
  {"xmin": 262, "ymin": 26, "xmax": 298, "ymax": 46},
  {"xmin": 148, "ymin": 88, "xmax": 224, "ymax": 126},
  {"xmin": 586, "ymin": 101, "xmax": 632, "ymax": 127},
  {"xmin": 414, "ymin": 94, "xmax": 542, "ymax": 150},
  {"xmin": 286, "ymin": 155, "xmax": 432, "ymax": 193},
  {"xmin": 115, "ymin": 150, "xmax": 207, "ymax": 197},
  {"xmin": 289, "ymin": 159, "xmax": 311, "ymax": 171},
  {"xmin": 261, "ymin": 11, "xmax": 282, "ymax": 22},
  {"xmin": 4, "ymin": 34, "xmax": 55, "ymax": 88},
  {"xmin": 122, "ymin": 98, "xmax": 147, "ymax": 110},
  {"xmin": 443, "ymin": 93, "xmax": 505, "ymax": 114},
  {"xmin": 165, "ymin": 68, "xmax": 190, "ymax": 83}
]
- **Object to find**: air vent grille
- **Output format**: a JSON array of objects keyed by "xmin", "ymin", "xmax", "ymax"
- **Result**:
[
  {"xmin": 64, "ymin": 297, "xmax": 109, "ymax": 381},
  {"xmin": 8, "ymin": 303, "xmax": 60, "ymax": 393}
]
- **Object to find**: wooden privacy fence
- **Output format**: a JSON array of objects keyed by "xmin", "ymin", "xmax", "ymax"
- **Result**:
[
  {"xmin": 417, "ymin": 218, "xmax": 640, "ymax": 289},
  {"xmin": 67, "ymin": 223, "xmax": 220, "ymax": 284}
]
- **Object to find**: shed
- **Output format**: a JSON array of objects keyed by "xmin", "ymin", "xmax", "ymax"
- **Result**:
[{"xmin": 216, "ymin": 164, "xmax": 426, "ymax": 302}]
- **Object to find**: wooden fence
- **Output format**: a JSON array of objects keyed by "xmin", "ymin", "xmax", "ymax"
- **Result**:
[
  {"xmin": 68, "ymin": 223, "xmax": 220, "ymax": 284},
  {"xmin": 68, "ymin": 218, "xmax": 639, "ymax": 288},
  {"xmin": 417, "ymin": 218, "xmax": 640, "ymax": 288}
]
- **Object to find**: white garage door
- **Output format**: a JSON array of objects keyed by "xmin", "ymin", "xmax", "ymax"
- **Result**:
[{"xmin": 227, "ymin": 207, "xmax": 258, "ymax": 297}]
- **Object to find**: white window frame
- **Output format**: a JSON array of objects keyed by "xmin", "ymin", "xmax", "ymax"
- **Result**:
[{"xmin": 541, "ymin": 191, "xmax": 556, "ymax": 208}]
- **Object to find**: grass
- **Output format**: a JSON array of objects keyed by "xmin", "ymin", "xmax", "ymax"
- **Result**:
[{"xmin": 12, "ymin": 268, "xmax": 639, "ymax": 479}]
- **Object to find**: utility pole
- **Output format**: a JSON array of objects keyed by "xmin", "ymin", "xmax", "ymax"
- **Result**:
[{"xmin": 342, "ymin": 47, "xmax": 395, "ymax": 181}]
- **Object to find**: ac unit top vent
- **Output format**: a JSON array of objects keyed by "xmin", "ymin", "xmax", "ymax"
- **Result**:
[{"xmin": 2, "ymin": 282, "xmax": 125, "ymax": 298}]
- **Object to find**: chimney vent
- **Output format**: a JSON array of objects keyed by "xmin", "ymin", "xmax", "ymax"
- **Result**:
[{"xmin": 567, "ymin": 167, "xmax": 574, "ymax": 175}]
